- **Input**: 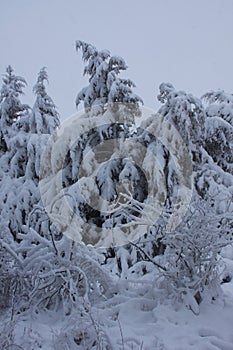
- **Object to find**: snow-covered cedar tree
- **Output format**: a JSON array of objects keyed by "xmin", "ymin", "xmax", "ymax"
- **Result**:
[
  {"xmin": 202, "ymin": 90, "xmax": 233, "ymax": 174},
  {"xmin": 15, "ymin": 69, "xmax": 114, "ymax": 314},
  {"xmin": 0, "ymin": 67, "xmax": 59, "ymax": 241},
  {"xmin": 0, "ymin": 66, "xmax": 30, "ymax": 238},
  {"xmin": 65, "ymin": 48, "xmax": 203, "ymax": 276},
  {"xmin": 202, "ymin": 90, "xmax": 233, "ymax": 125},
  {"xmin": 158, "ymin": 82, "xmax": 206, "ymax": 163},
  {"xmin": 21, "ymin": 68, "xmax": 60, "ymax": 237},
  {"xmin": 36, "ymin": 42, "xmax": 150, "ymax": 285},
  {"xmin": 156, "ymin": 83, "xmax": 233, "ymax": 220},
  {"xmin": 30, "ymin": 67, "xmax": 60, "ymax": 134},
  {"xmin": 0, "ymin": 65, "xmax": 29, "ymax": 155},
  {"xmin": 193, "ymin": 90, "xmax": 233, "ymax": 222},
  {"xmin": 116, "ymin": 83, "xmax": 233, "ymax": 310},
  {"xmin": 0, "ymin": 67, "xmax": 76, "ymax": 314},
  {"xmin": 113, "ymin": 84, "xmax": 202, "ymax": 268},
  {"xmin": 76, "ymin": 40, "xmax": 143, "ymax": 117},
  {"xmin": 151, "ymin": 84, "xmax": 233, "ymax": 310},
  {"xmin": 51, "ymin": 41, "xmax": 145, "ymax": 238},
  {"xmin": 0, "ymin": 66, "xmax": 30, "ymax": 312}
]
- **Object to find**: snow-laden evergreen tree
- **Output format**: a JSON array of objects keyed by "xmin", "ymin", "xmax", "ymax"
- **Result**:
[
  {"xmin": 76, "ymin": 40, "xmax": 143, "ymax": 117},
  {"xmin": 23, "ymin": 68, "xmax": 60, "ymax": 236},
  {"xmin": 202, "ymin": 90, "xmax": 233, "ymax": 174},
  {"xmin": 65, "ymin": 45, "xmax": 194, "ymax": 276},
  {"xmin": 15, "ymin": 67, "xmax": 114, "ymax": 313},
  {"xmin": 192, "ymin": 90, "xmax": 233, "ymax": 215},
  {"xmin": 157, "ymin": 82, "xmax": 206, "ymax": 163},
  {"xmin": 203, "ymin": 90, "xmax": 233, "ymax": 125},
  {"xmin": 0, "ymin": 66, "xmax": 30, "ymax": 238},
  {"xmin": 117, "ymin": 83, "xmax": 201, "ymax": 266},
  {"xmin": 156, "ymin": 83, "xmax": 232, "ymax": 214},
  {"xmin": 0, "ymin": 67, "xmax": 60, "ymax": 241},
  {"xmin": 195, "ymin": 90, "xmax": 233, "ymax": 242},
  {"xmin": 30, "ymin": 67, "xmax": 60, "ymax": 134},
  {"xmin": 37, "ymin": 42, "xmax": 151, "ymax": 290},
  {"xmin": 149, "ymin": 84, "xmax": 233, "ymax": 309},
  {"xmin": 0, "ymin": 66, "xmax": 30, "ymax": 312},
  {"xmin": 109, "ymin": 82, "xmax": 233, "ymax": 311},
  {"xmin": 0, "ymin": 65, "xmax": 28, "ymax": 155},
  {"xmin": 49, "ymin": 40, "xmax": 145, "ymax": 239},
  {"xmin": 0, "ymin": 67, "xmax": 66, "ymax": 313}
]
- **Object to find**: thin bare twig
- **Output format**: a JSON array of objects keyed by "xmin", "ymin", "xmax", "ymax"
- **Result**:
[{"xmin": 130, "ymin": 242, "xmax": 167, "ymax": 272}]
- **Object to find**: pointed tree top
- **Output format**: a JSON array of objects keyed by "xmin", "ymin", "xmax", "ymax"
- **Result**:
[
  {"xmin": 75, "ymin": 40, "xmax": 142, "ymax": 114},
  {"xmin": 1, "ymin": 65, "xmax": 27, "ymax": 100},
  {"xmin": 33, "ymin": 67, "xmax": 48, "ymax": 97}
]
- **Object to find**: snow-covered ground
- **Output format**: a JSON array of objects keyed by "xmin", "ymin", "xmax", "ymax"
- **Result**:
[{"xmin": 1, "ymin": 247, "xmax": 233, "ymax": 350}]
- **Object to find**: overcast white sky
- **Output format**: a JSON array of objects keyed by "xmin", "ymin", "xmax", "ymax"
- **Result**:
[{"xmin": 1, "ymin": 0, "xmax": 233, "ymax": 119}]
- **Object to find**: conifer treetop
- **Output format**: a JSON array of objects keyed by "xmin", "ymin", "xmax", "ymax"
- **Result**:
[{"xmin": 75, "ymin": 40, "xmax": 143, "ymax": 116}]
